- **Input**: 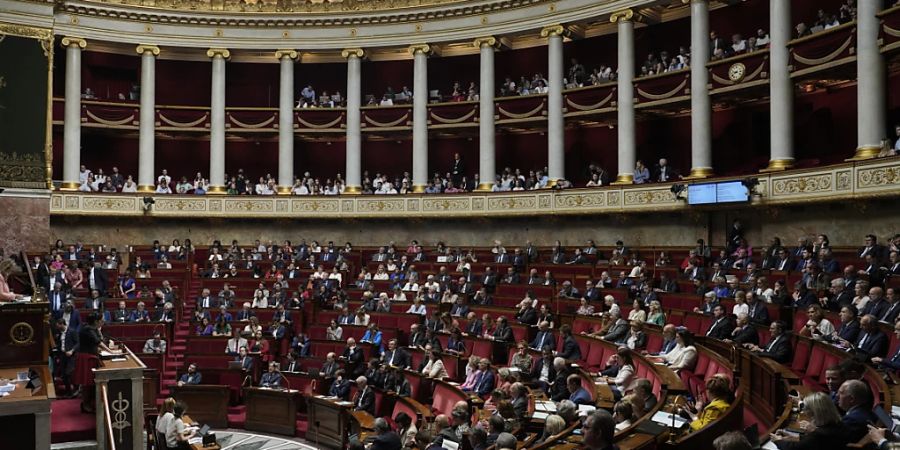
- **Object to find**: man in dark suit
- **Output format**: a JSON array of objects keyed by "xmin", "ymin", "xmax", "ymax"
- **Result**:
[
  {"xmin": 111, "ymin": 301, "xmax": 130, "ymax": 323},
  {"xmin": 48, "ymin": 281, "xmax": 69, "ymax": 317},
  {"xmin": 726, "ymin": 314, "xmax": 758, "ymax": 346},
  {"xmin": 852, "ymin": 315, "xmax": 888, "ymax": 360},
  {"xmin": 558, "ymin": 325, "xmax": 581, "ymax": 361},
  {"xmin": 87, "ymin": 262, "xmax": 109, "ymax": 296},
  {"xmin": 510, "ymin": 383, "xmax": 528, "ymax": 419},
  {"xmin": 526, "ymin": 268, "xmax": 543, "ymax": 285},
  {"xmin": 531, "ymin": 321, "xmax": 556, "ymax": 351},
  {"xmin": 85, "ymin": 289, "xmax": 105, "ymax": 312},
  {"xmin": 197, "ymin": 288, "xmax": 217, "ymax": 310},
  {"xmin": 746, "ymin": 293, "xmax": 770, "ymax": 325},
  {"xmin": 464, "ymin": 312, "xmax": 482, "ymax": 336},
  {"xmin": 473, "ymin": 360, "xmax": 495, "ymax": 398},
  {"xmin": 502, "ymin": 267, "xmax": 519, "ymax": 284},
  {"xmin": 877, "ymin": 288, "xmax": 900, "ymax": 323},
  {"xmin": 834, "ymin": 306, "xmax": 861, "ymax": 344},
  {"xmin": 773, "ymin": 249, "xmax": 795, "ymax": 272},
  {"xmin": 177, "ymin": 363, "xmax": 203, "ymax": 386},
  {"xmin": 450, "ymin": 297, "xmax": 469, "ymax": 317},
  {"xmin": 53, "ymin": 318, "xmax": 78, "ymax": 396},
  {"xmin": 329, "ymin": 370, "xmax": 351, "ymax": 400},
  {"xmin": 746, "ymin": 321, "xmax": 792, "ymax": 364},
  {"xmin": 353, "ymin": 376, "xmax": 375, "ymax": 415},
  {"xmin": 382, "ymin": 339, "xmax": 411, "ymax": 369},
  {"xmin": 705, "ymin": 305, "xmax": 735, "ymax": 340},
  {"xmin": 530, "ymin": 347, "xmax": 557, "ymax": 391},
  {"xmin": 341, "ymin": 338, "xmax": 365, "ymax": 377},
  {"xmin": 492, "ymin": 317, "xmax": 513, "ymax": 342},
  {"xmin": 862, "ymin": 287, "xmax": 888, "ymax": 319},
  {"xmin": 652, "ymin": 158, "xmax": 680, "ymax": 182},
  {"xmin": 837, "ymin": 379, "xmax": 878, "ymax": 442},
  {"xmin": 408, "ymin": 324, "xmax": 426, "ymax": 348},
  {"xmin": 600, "ymin": 312, "xmax": 629, "ymax": 344},
  {"xmin": 481, "ymin": 267, "xmax": 498, "ymax": 293},
  {"xmin": 515, "ymin": 303, "xmax": 538, "ymax": 326},
  {"xmin": 450, "ymin": 152, "xmax": 465, "ymax": 186},
  {"xmin": 582, "ymin": 281, "xmax": 600, "ymax": 302},
  {"xmin": 872, "ymin": 322, "xmax": 900, "ymax": 372},
  {"xmin": 859, "ymin": 235, "xmax": 887, "ymax": 262},
  {"xmin": 321, "ymin": 353, "xmax": 340, "ymax": 378},
  {"xmin": 369, "ymin": 418, "xmax": 402, "ymax": 450},
  {"xmin": 548, "ymin": 357, "xmax": 571, "ymax": 402}
]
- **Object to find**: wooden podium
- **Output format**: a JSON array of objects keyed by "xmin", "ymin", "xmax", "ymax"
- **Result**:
[
  {"xmin": 171, "ymin": 384, "xmax": 230, "ymax": 428},
  {"xmin": 0, "ymin": 301, "xmax": 53, "ymax": 450},
  {"xmin": 95, "ymin": 346, "xmax": 146, "ymax": 450},
  {"xmin": 307, "ymin": 395, "xmax": 354, "ymax": 449},
  {"xmin": 244, "ymin": 387, "xmax": 301, "ymax": 436}
]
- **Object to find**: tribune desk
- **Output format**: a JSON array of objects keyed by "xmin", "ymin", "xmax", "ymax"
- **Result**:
[
  {"xmin": 183, "ymin": 414, "xmax": 222, "ymax": 450},
  {"xmin": 95, "ymin": 346, "xmax": 146, "ymax": 450},
  {"xmin": 0, "ymin": 366, "xmax": 53, "ymax": 450},
  {"xmin": 243, "ymin": 387, "xmax": 302, "ymax": 436},
  {"xmin": 307, "ymin": 395, "xmax": 358, "ymax": 449}
]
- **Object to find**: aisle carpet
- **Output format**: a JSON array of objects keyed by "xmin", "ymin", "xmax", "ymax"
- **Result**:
[{"xmin": 50, "ymin": 398, "xmax": 96, "ymax": 443}]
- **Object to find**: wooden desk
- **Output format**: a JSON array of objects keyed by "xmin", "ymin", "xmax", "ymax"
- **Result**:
[
  {"xmin": 171, "ymin": 385, "xmax": 230, "ymax": 428},
  {"xmin": 0, "ymin": 366, "xmax": 53, "ymax": 450},
  {"xmin": 243, "ymin": 387, "xmax": 301, "ymax": 436},
  {"xmin": 182, "ymin": 414, "xmax": 221, "ymax": 450},
  {"xmin": 307, "ymin": 395, "xmax": 353, "ymax": 449}
]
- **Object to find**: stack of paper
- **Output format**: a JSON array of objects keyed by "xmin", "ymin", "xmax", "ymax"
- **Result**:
[{"xmin": 651, "ymin": 411, "xmax": 689, "ymax": 428}]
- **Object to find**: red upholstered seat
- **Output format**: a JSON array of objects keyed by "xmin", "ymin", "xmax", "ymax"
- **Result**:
[
  {"xmin": 472, "ymin": 340, "xmax": 492, "ymax": 359},
  {"xmin": 646, "ymin": 334, "xmax": 662, "ymax": 354},
  {"xmin": 682, "ymin": 315, "xmax": 702, "ymax": 334},
  {"xmin": 585, "ymin": 342, "xmax": 606, "ymax": 371},
  {"xmin": 793, "ymin": 311, "xmax": 810, "ymax": 334},
  {"xmin": 790, "ymin": 337, "xmax": 811, "ymax": 373}
]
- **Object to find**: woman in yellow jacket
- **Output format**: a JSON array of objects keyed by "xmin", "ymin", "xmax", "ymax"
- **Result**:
[{"xmin": 688, "ymin": 374, "xmax": 732, "ymax": 431}]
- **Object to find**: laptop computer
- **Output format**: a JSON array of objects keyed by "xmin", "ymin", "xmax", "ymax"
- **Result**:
[
  {"xmin": 874, "ymin": 405, "xmax": 900, "ymax": 434},
  {"xmin": 198, "ymin": 424, "xmax": 211, "ymax": 436},
  {"xmin": 227, "ymin": 361, "xmax": 243, "ymax": 370}
]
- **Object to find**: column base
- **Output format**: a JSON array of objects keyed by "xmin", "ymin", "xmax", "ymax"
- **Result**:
[
  {"xmin": 59, "ymin": 182, "xmax": 80, "ymax": 191},
  {"xmin": 610, "ymin": 174, "xmax": 633, "ymax": 185},
  {"xmin": 276, "ymin": 186, "xmax": 292, "ymax": 195},
  {"xmin": 759, "ymin": 158, "xmax": 794, "ymax": 173},
  {"xmin": 847, "ymin": 145, "xmax": 882, "ymax": 161},
  {"xmin": 344, "ymin": 185, "xmax": 362, "ymax": 195},
  {"xmin": 207, "ymin": 185, "xmax": 227, "ymax": 195},
  {"xmin": 137, "ymin": 184, "xmax": 155, "ymax": 193},
  {"xmin": 475, "ymin": 182, "xmax": 494, "ymax": 192},
  {"xmin": 412, "ymin": 184, "xmax": 427, "ymax": 193},
  {"xmin": 545, "ymin": 179, "xmax": 559, "ymax": 188},
  {"xmin": 684, "ymin": 167, "xmax": 713, "ymax": 180}
]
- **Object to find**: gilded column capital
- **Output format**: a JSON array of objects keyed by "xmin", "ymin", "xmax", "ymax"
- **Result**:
[
  {"xmin": 609, "ymin": 9, "xmax": 635, "ymax": 23},
  {"xmin": 341, "ymin": 48, "xmax": 366, "ymax": 59},
  {"xmin": 275, "ymin": 49, "xmax": 299, "ymax": 60},
  {"xmin": 61, "ymin": 36, "xmax": 87, "ymax": 49},
  {"xmin": 135, "ymin": 44, "xmax": 160, "ymax": 56},
  {"xmin": 540, "ymin": 24, "xmax": 565, "ymax": 38},
  {"xmin": 473, "ymin": 36, "xmax": 499, "ymax": 49},
  {"xmin": 206, "ymin": 48, "xmax": 231, "ymax": 59},
  {"xmin": 408, "ymin": 44, "xmax": 432, "ymax": 56}
]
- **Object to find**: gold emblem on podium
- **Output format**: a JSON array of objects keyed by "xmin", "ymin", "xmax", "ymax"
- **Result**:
[{"xmin": 9, "ymin": 322, "xmax": 35, "ymax": 345}]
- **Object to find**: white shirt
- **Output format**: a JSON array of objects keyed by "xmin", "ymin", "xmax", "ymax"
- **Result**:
[
  {"xmin": 122, "ymin": 182, "xmax": 137, "ymax": 193},
  {"xmin": 406, "ymin": 304, "xmax": 426, "ymax": 315},
  {"xmin": 156, "ymin": 185, "xmax": 172, "ymax": 194},
  {"xmin": 732, "ymin": 303, "xmax": 749, "ymax": 316},
  {"xmin": 157, "ymin": 175, "xmax": 171, "ymax": 186}
]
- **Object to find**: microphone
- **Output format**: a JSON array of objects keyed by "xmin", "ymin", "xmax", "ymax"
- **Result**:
[{"xmin": 275, "ymin": 370, "xmax": 292, "ymax": 391}]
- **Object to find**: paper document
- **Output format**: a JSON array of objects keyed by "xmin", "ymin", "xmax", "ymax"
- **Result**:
[{"xmin": 651, "ymin": 411, "xmax": 689, "ymax": 427}]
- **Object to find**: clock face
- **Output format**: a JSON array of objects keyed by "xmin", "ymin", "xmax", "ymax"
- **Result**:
[{"xmin": 728, "ymin": 63, "xmax": 746, "ymax": 82}]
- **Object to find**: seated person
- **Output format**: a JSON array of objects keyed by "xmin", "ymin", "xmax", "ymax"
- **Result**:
[
  {"xmin": 353, "ymin": 376, "xmax": 375, "ymax": 415},
  {"xmin": 328, "ymin": 369, "xmax": 351, "ymax": 400},
  {"xmin": 744, "ymin": 321, "xmax": 792, "ymax": 364},
  {"xmin": 260, "ymin": 362, "xmax": 283, "ymax": 388},
  {"xmin": 769, "ymin": 391, "xmax": 850, "ymax": 450},
  {"xmin": 176, "ymin": 363, "xmax": 202, "ymax": 386},
  {"xmin": 687, "ymin": 374, "xmax": 732, "ymax": 431},
  {"xmin": 567, "ymin": 373, "xmax": 592, "ymax": 405},
  {"xmin": 143, "ymin": 331, "xmax": 167, "ymax": 354}
]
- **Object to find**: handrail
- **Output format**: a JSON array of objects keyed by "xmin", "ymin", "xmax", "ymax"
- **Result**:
[{"xmin": 100, "ymin": 383, "xmax": 118, "ymax": 450}]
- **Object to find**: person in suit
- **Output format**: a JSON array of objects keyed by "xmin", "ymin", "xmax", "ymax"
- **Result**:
[
  {"xmin": 850, "ymin": 314, "xmax": 888, "ymax": 360},
  {"xmin": 656, "ymin": 324, "xmax": 678, "ymax": 355},
  {"xmin": 259, "ymin": 362, "xmax": 283, "ymax": 388},
  {"xmin": 567, "ymin": 374, "xmax": 592, "ymax": 405},
  {"xmin": 492, "ymin": 316, "xmax": 513, "ymax": 343},
  {"xmin": 877, "ymin": 288, "xmax": 900, "ymax": 323},
  {"xmin": 197, "ymin": 288, "xmax": 216, "ymax": 310},
  {"xmin": 382, "ymin": 339, "xmax": 411, "ymax": 369},
  {"xmin": 726, "ymin": 313, "xmax": 759, "ymax": 346},
  {"xmin": 329, "ymin": 370, "xmax": 351, "ymax": 400},
  {"xmin": 557, "ymin": 325, "xmax": 581, "ymax": 361},
  {"xmin": 859, "ymin": 234, "xmax": 887, "ymax": 262},
  {"xmin": 832, "ymin": 305, "xmax": 861, "ymax": 344},
  {"xmin": 530, "ymin": 347, "xmax": 556, "ymax": 391},
  {"xmin": 353, "ymin": 376, "xmax": 375, "ymax": 415},
  {"xmin": 53, "ymin": 318, "xmax": 78, "ymax": 396},
  {"xmin": 705, "ymin": 305, "xmax": 735, "ymax": 340},
  {"xmin": 464, "ymin": 312, "xmax": 482, "ymax": 336},
  {"xmin": 473, "ymin": 360, "xmax": 495, "ymax": 398},
  {"xmin": 342, "ymin": 338, "xmax": 365, "ymax": 377},
  {"xmin": 111, "ymin": 300, "xmax": 130, "ymax": 323},
  {"xmin": 450, "ymin": 296, "xmax": 469, "ymax": 317},
  {"xmin": 509, "ymin": 382, "xmax": 529, "ymax": 420},
  {"xmin": 600, "ymin": 311, "xmax": 629, "ymax": 344},
  {"xmin": 48, "ymin": 281, "xmax": 69, "ymax": 317},
  {"xmin": 369, "ymin": 417, "xmax": 402, "ymax": 450},
  {"xmin": 450, "ymin": 152, "xmax": 465, "ymax": 186},
  {"xmin": 408, "ymin": 324, "xmax": 426, "ymax": 348},
  {"xmin": 862, "ymin": 287, "xmax": 887, "ymax": 318},
  {"xmin": 515, "ymin": 302, "xmax": 538, "ymax": 326},
  {"xmin": 745, "ymin": 321, "xmax": 792, "ymax": 364},
  {"xmin": 320, "ymin": 352, "xmax": 339, "ymax": 378},
  {"xmin": 177, "ymin": 363, "xmax": 202, "ymax": 386},
  {"xmin": 871, "ymin": 321, "xmax": 900, "ymax": 371},
  {"xmin": 769, "ymin": 391, "xmax": 850, "ymax": 450},
  {"xmin": 282, "ymin": 352, "xmax": 301, "ymax": 373},
  {"xmin": 530, "ymin": 321, "xmax": 555, "ymax": 351},
  {"xmin": 837, "ymin": 379, "xmax": 877, "ymax": 443},
  {"xmin": 501, "ymin": 267, "xmax": 519, "ymax": 284},
  {"xmin": 235, "ymin": 346, "xmax": 254, "ymax": 372},
  {"xmin": 746, "ymin": 293, "xmax": 770, "ymax": 325},
  {"xmin": 87, "ymin": 262, "xmax": 109, "ymax": 296}
]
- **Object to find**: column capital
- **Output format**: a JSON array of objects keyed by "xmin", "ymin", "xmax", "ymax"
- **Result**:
[
  {"xmin": 206, "ymin": 48, "xmax": 231, "ymax": 59},
  {"xmin": 540, "ymin": 24, "xmax": 566, "ymax": 38},
  {"xmin": 609, "ymin": 9, "xmax": 636, "ymax": 23},
  {"xmin": 61, "ymin": 36, "xmax": 87, "ymax": 49},
  {"xmin": 275, "ymin": 49, "xmax": 299, "ymax": 60},
  {"xmin": 408, "ymin": 43, "xmax": 432, "ymax": 56},
  {"xmin": 473, "ymin": 36, "xmax": 499, "ymax": 49},
  {"xmin": 135, "ymin": 44, "xmax": 160, "ymax": 56},
  {"xmin": 341, "ymin": 48, "xmax": 365, "ymax": 59}
]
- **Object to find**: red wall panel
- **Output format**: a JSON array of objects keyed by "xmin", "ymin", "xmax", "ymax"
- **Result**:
[
  {"xmin": 361, "ymin": 139, "xmax": 413, "ymax": 179},
  {"xmin": 295, "ymin": 62, "xmax": 347, "ymax": 100},
  {"xmin": 156, "ymin": 60, "xmax": 212, "ymax": 106},
  {"xmin": 226, "ymin": 62, "xmax": 280, "ymax": 107}
]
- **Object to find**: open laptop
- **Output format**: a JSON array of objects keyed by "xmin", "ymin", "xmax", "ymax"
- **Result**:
[
  {"xmin": 227, "ymin": 361, "xmax": 243, "ymax": 370},
  {"xmin": 874, "ymin": 405, "xmax": 900, "ymax": 434}
]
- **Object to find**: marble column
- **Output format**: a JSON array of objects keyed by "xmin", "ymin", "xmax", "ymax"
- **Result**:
[
  {"xmin": 764, "ymin": 0, "xmax": 794, "ymax": 171},
  {"xmin": 853, "ymin": 0, "xmax": 887, "ymax": 159},
  {"xmin": 207, "ymin": 48, "xmax": 229, "ymax": 193},
  {"xmin": 276, "ymin": 49, "xmax": 298, "ymax": 193},
  {"xmin": 61, "ymin": 37, "xmax": 86, "ymax": 190},
  {"xmin": 475, "ymin": 36, "xmax": 498, "ymax": 191},
  {"xmin": 541, "ymin": 25, "xmax": 566, "ymax": 185},
  {"xmin": 410, "ymin": 44, "xmax": 430, "ymax": 193},
  {"xmin": 343, "ymin": 48, "xmax": 365, "ymax": 194},
  {"xmin": 688, "ymin": 0, "xmax": 713, "ymax": 178},
  {"xmin": 136, "ymin": 44, "xmax": 159, "ymax": 192},
  {"xmin": 611, "ymin": 11, "xmax": 635, "ymax": 184}
]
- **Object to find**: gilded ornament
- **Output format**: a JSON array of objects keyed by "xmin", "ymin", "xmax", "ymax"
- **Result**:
[
  {"xmin": 9, "ymin": 322, "xmax": 35, "ymax": 345},
  {"xmin": 206, "ymin": 48, "xmax": 230, "ymax": 59},
  {"xmin": 135, "ymin": 44, "xmax": 161, "ymax": 56},
  {"xmin": 341, "ymin": 48, "xmax": 365, "ymax": 59},
  {"xmin": 540, "ymin": 24, "xmax": 565, "ymax": 38},
  {"xmin": 408, "ymin": 44, "xmax": 431, "ymax": 56},
  {"xmin": 727, "ymin": 62, "xmax": 746, "ymax": 82},
  {"xmin": 61, "ymin": 36, "xmax": 87, "ymax": 49},
  {"xmin": 473, "ymin": 36, "xmax": 498, "ymax": 49},
  {"xmin": 609, "ymin": 9, "xmax": 634, "ymax": 23}
]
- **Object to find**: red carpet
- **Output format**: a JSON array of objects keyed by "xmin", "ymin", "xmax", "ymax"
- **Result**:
[{"xmin": 51, "ymin": 398, "xmax": 96, "ymax": 443}]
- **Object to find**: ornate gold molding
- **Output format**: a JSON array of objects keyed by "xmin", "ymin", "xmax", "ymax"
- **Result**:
[
  {"xmin": 408, "ymin": 44, "xmax": 432, "ymax": 56},
  {"xmin": 540, "ymin": 24, "xmax": 565, "ymax": 38},
  {"xmin": 61, "ymin": 36, "xmax": 87, "ymax": 49},
  {"xmin": 135, "ymin": 44, "xmax": 160, "ymax": 56},
  {"xmin": 0, "ymin": 23, "xmax": 52, "ymax": 40},
  {"xmin": 341, "ymin": 48, "xmax": 365, "ymax": 59},
  {"xmin": 206, "ymin": 48, "xmax": 230, "ymax": 59},
  {"xmin": 274, "ymin": 49, "xmax": 299, "ymax": 60},
  {"xmin": 609, "ymin": 9, "xmax": 635, "ymax": 23},
  {"xmin": 473, "ymin": 36, "xmax": 499, "ymax": 49}
]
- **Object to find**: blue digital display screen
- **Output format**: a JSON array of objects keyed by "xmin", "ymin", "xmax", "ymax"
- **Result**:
[{"xmin": 687, "ymin": 181, "xmax": 749, "ymax": 205}]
